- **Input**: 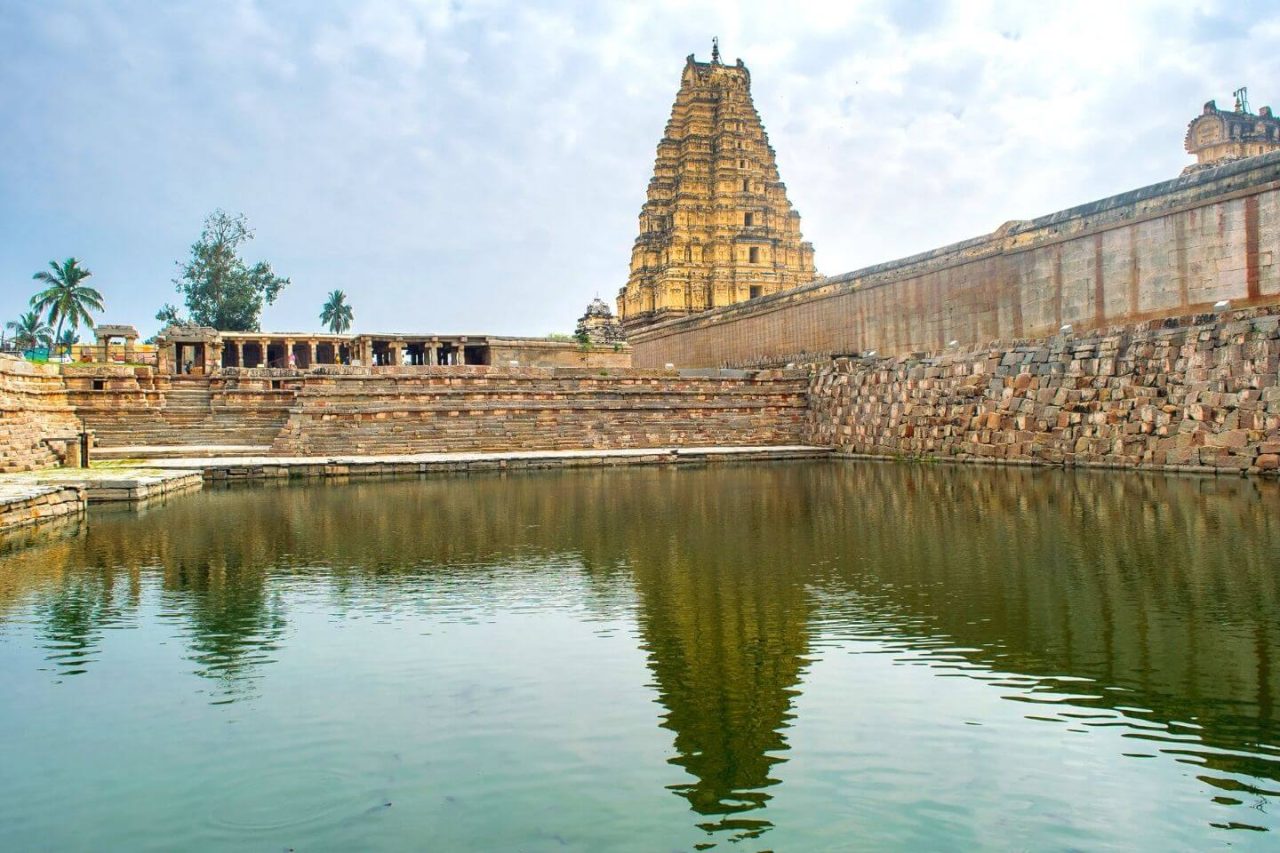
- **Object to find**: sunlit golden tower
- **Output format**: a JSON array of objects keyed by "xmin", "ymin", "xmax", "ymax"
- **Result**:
[{"xmin": 617, "ymin": 43, "xmax": 816, "ymax": 332}]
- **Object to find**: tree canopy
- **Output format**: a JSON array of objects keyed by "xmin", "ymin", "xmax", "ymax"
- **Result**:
[
  {"xmin": 6, "ymin": 310, "xmax": 53, "ymax": 351},
  {"xmin": 31, "ymin": 257, "xmax": 103, "ymax": 354},
  {"xmin": 168, "ymin": 210, "xmax": 289, "ymax": 331},
  {"xmin": 320, "ymin": 290, "xmax": 353, "ymax": 334}
]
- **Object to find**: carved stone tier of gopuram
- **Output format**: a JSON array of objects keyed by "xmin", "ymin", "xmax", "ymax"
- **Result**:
[
  {"xmin": 617, "ymin": 42, "xmax": 816, "ymax": 333},
  {"xmin": 1184, "ymin": 87, "xmax": 1280, "ymax": 173}
]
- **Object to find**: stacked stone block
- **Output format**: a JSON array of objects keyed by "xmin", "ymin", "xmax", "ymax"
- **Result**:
[
  {"xmin": 271, "ymin": 369, "xmax": 808, "ymax": 455},
  {"xmin": 806, "ymin": 307, "xmax": 1280, "ymax": 475},
  {"xmin": 0, "ymin": 356, "xmax": 80, "ymax": 472}
]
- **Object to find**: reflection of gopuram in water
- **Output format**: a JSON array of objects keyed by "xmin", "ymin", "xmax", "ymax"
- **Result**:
[{"xmin": 1, "ymin": 464, "xmax": 1278, "ymax": 837}]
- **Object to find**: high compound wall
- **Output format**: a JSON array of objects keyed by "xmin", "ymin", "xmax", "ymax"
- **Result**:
[
  {"xmin": 806, "ymin": 307, "xmax": 1280, "ymax": 474},
  {"xmin": 0, "ymin": 356, "xmax": 80, "ymax": 472},
  {"xmin": 631, "ymin": 152, "xmax": 1280, "ymax": 368}
]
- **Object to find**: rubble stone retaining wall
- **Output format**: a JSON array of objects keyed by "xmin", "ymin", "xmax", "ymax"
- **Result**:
[
  {"xmin": 806, "ymin": 307, "xmax": 1280, "ymax": 475},
  {"xmin": 0, "ymin": 356, "xmax": 80, "ymax": 472}
]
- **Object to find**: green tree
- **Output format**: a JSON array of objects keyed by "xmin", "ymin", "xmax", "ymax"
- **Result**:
[
  {"xmin": 319, "ymin": 289, "xmax": 353, "ymax": 334},
  {"xmin": 170, "ymin": 210, "xmax": 289, "ymax": 331},
  {"xmin": 154, "ymin": 303, "xmax": 187, "ymax": 329},
  {"xmin": 6, "ymin": 310, "xmax": 54, "ymax": 351},
  {"xmin": 56, "ymin": 328, "xmax": 78, "ymax": 357},
  {"xmin": 30, "ymin": 258, "xmax": 104, "ymax": 356}
]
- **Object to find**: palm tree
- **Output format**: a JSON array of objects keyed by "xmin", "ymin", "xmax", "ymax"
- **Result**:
[
  {"xmin": 6, "ymin": 311, "xmax": 54, "ymax": 352},
  {"xmin": 319, "ymin": 289, "xmax": 353, "ymax": 334},
  {"xmin": 57, "ymin": 328, "xmax": 79, "ymax": 360},
  {"xmin": 30, "ymin": 258, "xmax": 104, "ymax": 356}
]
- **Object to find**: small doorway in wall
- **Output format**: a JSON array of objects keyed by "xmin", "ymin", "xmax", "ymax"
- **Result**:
[
  {"xmin": 750, "ymin": 285, "xmax": 763, "ymax": 299},
  {"xmin": 464, "ymin": 345, "xmax": 489, "ymax": 365}
]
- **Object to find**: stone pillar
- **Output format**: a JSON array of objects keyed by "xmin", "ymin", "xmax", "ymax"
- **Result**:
[
  {"xmin": 284, "ymin": 338, "xmax": 294, "ymax": 370},
  {"xmin": 428, "ymin": 343, "xmax": 439, "ymax": 367},
  {"xmin": 308, "ymin": 340, "xmax": 317, "ymax": 368},
  {"xmin": 391, "ymin": 342, "xmax": 403, "ymax": 368},
  {"xmin": 123, "ymin": 337, "xmax": 135, "ymax": 363},
  {"xmin": 236, "ymin": 342, "xmax": 245, "ymax": 368}
]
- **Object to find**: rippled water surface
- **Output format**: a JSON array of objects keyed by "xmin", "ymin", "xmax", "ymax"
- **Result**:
[{"xmin": 1, "ymin": 461, "xmax": 1279, "ymax": 851}]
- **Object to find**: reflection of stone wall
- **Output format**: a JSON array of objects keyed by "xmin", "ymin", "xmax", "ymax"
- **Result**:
[
  {"xmin": 631, "ymin": 152, "xmax": 1280, "ymax": 368},
  {"xmin": 0, "ymin": 356, "xmax": 80, "ymax": 472},
  {"xmin": 807, "ymin": 307, "xmax": 1280, "ymax": 474}
]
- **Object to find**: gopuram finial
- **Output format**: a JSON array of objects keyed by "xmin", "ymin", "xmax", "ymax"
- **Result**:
[{"xmin": 711, "ymin": 36, "xmax": 721, "ymax": 64}]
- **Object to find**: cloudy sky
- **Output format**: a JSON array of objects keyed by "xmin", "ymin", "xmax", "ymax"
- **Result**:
[{"xmin": 3, "ymin": 0, "xmax": 1279, "ymax": 339}]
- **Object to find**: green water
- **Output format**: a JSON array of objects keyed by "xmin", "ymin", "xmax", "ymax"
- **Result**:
[{"xmin": 1, "ymin": 462, "xmax": 1278, "ymax": 851}]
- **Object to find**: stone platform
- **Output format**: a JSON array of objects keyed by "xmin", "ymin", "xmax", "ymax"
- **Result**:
[
  {"xmin": 0, "ymin": 482, "xmax": 84, "ymax": 533},
  {"xmin": 145, "ymin": 445, "xmax": 833, "ymax": 481},
  {"xmin": 0, "ymin": 467, "xmax": 205, "ymax": 534},
  {"xmin": 0, "ymin": 447, "xmax": 829, "ymax": 534}
]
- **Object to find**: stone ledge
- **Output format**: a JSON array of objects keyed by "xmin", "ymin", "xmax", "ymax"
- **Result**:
[{"xmin": 144, "ymin": 446, "xmax": 834, "ymax": 482}]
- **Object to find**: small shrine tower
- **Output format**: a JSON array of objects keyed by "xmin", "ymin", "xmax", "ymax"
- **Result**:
[{"xmin": 1184, "ymin": 87, "xmax": 1280, "ymax": 173}]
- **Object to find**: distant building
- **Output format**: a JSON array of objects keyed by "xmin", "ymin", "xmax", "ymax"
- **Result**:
[
  {"xmin": 617, "ymin": 42, "xmax": 816, "ymax": 333},
  {"xmin": 574, "ymin": 297, "xmax": 625, "ymax": 346},
  {"xmin": 1184, "ymin": 88, "xmax": 1280, "ymax": 173}
]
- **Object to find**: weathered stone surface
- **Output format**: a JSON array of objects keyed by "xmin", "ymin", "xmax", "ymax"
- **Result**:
[
  {"xmin": 69, "ymin": 366, "xmax": 811, "ymax": 456},
  {"xmin": 617, "ymin": 47, "xmax": 816, "ymax": 332},
  {"xmin": 631, "ymin": 151, "xmax": 1280, "ymax": 368},
  {"xmin": 806, "ymin": 307, "xmax": 1280, "ymax": 476},
  {"xmin": 0, "ymin": 355, "xmax": 81, "ymax": 472}
]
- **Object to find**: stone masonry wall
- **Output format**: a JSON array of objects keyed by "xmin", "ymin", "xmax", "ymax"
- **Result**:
[
  {"xmin": 632, "ymin": 152, "xmax": 1280, "ymax": 368},
  {"xmin": 271, "ymin": 368, "xmax": 808, "ymax": 455},
  {"xmin": 806, "ymin": 307, "xmax": 1280, "ymax": 475},
  {"xmin": 64, "ymin": 366, "xmax": 808, "ymax": 454},
  {"xmin": 0, "ymin": 356, "xmax": 80, "ymax": 472}
]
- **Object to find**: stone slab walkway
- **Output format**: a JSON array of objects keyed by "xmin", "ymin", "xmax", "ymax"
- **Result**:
[
  {"xmin": 143, "ymin": 445, "xmax": 833, "ymax": 481},
  {"xmin": 1, "ymin": 446, "xmax": 830, "ymax": 533}
]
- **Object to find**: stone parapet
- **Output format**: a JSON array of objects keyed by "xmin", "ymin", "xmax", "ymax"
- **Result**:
[{"xmin": 806, "ymin": 307, "xmax": 1280, "ymax": 475}]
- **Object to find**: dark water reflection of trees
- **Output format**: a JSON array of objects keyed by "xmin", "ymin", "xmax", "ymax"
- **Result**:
[{"xmin": 0, "ymin": 462, "xmax": 1277, "ymax": 838}]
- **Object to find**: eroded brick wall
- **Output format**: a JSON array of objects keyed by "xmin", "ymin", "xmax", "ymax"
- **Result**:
[
  {"xmin": 632, "ymin": 152, "xmax": 1280, "ymax": 368},
  {"xmin": 0, "ymin": 356, "xmax": 80, "ymax": 472},
  {"xmin": 806, "ymin": 308, "xmax": 1280, "ymax": 474}
]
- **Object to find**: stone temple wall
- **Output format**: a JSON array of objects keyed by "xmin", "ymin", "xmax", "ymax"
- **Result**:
[
  {"xmin": 0, "ymin": 356, "xmax": 80, "ymax": 472},
  {"xmin": 631, "ymin": 152, "xmax": 1280, "ymax": 368},
  {"xmin": 63, "ymin": 366, "xmax": 807, "ymax": 454},
  {"xmin": 270, "ymin": 369, "xmax": 808, "ymax": 455},
  {"xmin": 805, "ymin": 306, "xmax": 1280, "ymax": 475}
]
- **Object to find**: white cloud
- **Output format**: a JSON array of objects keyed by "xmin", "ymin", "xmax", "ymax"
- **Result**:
[{"xmin": 1, "ymin": 0, "xmax": 1278, "ymax": 338}]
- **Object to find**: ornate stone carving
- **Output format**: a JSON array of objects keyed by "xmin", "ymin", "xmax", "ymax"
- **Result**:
[{"xmin": 617, "ymin": 46, "xmax": 816, "ymax": 332}]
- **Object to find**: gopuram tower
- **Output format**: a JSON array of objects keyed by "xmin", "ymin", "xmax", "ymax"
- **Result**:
[{"xmin": 617, "ymin": 41, "xmax": 816, "ymax": 333}]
